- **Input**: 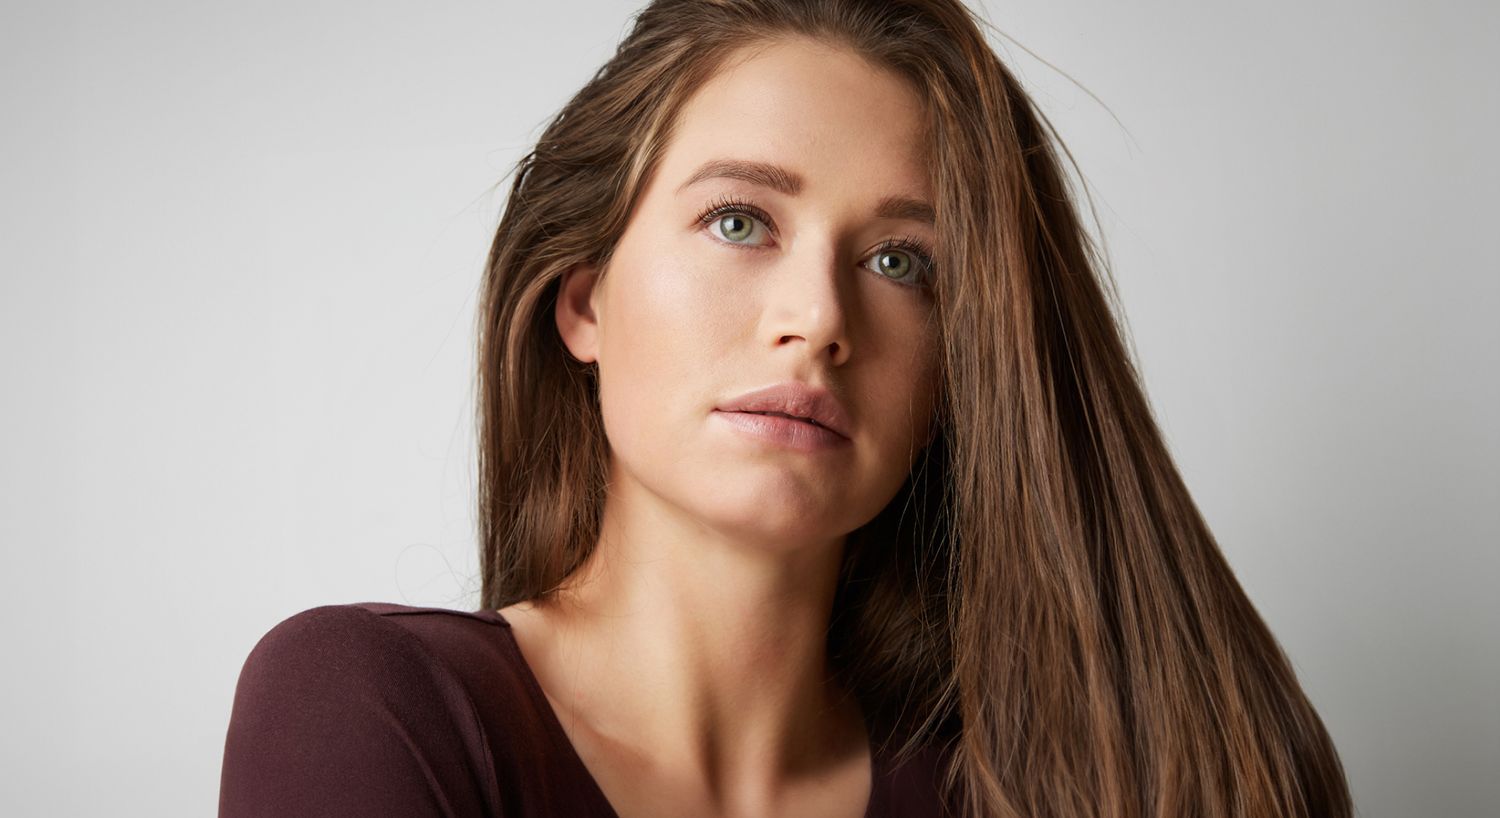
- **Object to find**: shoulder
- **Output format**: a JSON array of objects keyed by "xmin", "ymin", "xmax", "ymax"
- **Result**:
[
  {"xmin": 220, "ymin": 603, "xmax": 509, "ymax": 817},
  {"xmin": 232, "ymin": 602, "xmax": 521, "ymax": 708},
  {"xmin": 243, "ymin": 601, "xmax": 505, "ymax": 659},
  {"xmin": 228, "ymin": 602, "xmax": 517, "ymax": 727},
  {"xmin": 236, "ymin": 603, "xmax": 423, "ymax": 678}
]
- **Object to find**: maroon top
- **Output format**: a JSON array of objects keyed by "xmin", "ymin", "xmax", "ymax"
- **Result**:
[{"xmin": 219, "ymin": 602, "xmax": 953, "ymax": 817}]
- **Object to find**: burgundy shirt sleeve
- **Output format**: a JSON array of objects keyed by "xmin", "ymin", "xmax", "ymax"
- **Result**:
[{"xmin": 218, "ymin": 605, "xmax": 501, "ymax": 817}]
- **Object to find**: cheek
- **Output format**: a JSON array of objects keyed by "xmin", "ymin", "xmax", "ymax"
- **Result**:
[
  {"xmin": 594, "ymin": 246, "xmax": 740, "ymax": 454},
  {"xmin": 871, "ymin": 301, "xmax": 941, "ymax": 409},
  {"xmin": 911, "ymin": 342, "xmax": 943, "ymax": 443},
  {"xmin": 910, "ymin": 340, "xmax": 942, "ymax": 428}
]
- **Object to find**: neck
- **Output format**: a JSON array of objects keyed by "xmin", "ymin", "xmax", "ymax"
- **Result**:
[{"xmin": 535, "ymin": 469, "xmax": 866, "ymax": 790}]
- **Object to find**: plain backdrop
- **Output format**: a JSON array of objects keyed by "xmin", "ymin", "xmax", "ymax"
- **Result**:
[{"xmin": 2, "ymin": 1, "xmax": 1495, "ymax": 816}]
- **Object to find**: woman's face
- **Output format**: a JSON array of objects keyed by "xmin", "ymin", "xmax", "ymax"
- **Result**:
[{"xmin": 556, "ymin": 37, "xmax": 941, "ymax": 548}]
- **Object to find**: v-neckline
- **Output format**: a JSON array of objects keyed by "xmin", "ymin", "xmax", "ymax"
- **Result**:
[{"xmin": 472, "ymin": 608, "xmax": 888, "ymax": 818}]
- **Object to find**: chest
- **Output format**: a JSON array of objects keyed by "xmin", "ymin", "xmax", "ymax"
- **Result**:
[{"xmin": 579, "ymin": 743, "xmax": 876, "ymax": 818}]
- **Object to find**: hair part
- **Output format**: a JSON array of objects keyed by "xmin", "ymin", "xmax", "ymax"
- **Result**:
[{"xmin": 474, "ymin": 2, "xmax": 1352, "ymax": 816}]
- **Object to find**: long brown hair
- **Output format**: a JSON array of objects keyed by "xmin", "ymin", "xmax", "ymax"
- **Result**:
[{"xmin": 474, "ymin": 1, "xmax": 1352, "ymax": 816}]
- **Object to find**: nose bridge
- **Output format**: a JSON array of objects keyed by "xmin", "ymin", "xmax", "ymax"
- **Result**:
[{"xmin": 765, "ymin": 234, "xmax": 852, "ymax": 364}]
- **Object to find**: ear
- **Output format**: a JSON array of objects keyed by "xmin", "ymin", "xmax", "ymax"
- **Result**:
[{"xmin": 555, "ymin": 261, "xmax": 603, "ymax": 365}]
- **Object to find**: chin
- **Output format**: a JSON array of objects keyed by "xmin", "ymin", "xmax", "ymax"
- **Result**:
[{"xmin": 690, "ymin": 492, "xmax": 851, "ymax": 547}]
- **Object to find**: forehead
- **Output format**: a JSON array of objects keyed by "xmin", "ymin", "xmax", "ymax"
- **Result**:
[{"xmin": 657, "ymin": 38, "xmax": 933, "ymax": 203}]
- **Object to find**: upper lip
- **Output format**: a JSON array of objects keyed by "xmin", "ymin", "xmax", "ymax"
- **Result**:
[{"xmin": 714, "ymin": 381, "xmax": 853, "ymax": 439}]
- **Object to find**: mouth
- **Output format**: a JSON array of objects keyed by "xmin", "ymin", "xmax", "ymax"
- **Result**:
[
  {"xmin": 736, "ymin": 410, "xmax": 827, "ymax": 428},
  {"xmin": 711, "ymin": 409, "xmax": 850, "ymax": 451},
  {"xmin": 713, "ymin": 380, "xmax": 853, "ymax": 440}
]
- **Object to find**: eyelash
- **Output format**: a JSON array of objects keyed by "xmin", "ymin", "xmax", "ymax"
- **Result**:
[{"xmin": 695, "ymin": 194, "xmax": 937, "ymax": 288}]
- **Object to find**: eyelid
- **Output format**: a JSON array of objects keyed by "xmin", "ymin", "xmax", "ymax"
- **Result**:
[
  {"xmin": 695, "ymin": 194, "xmax": 937, "ymax": 286},
  {"xmin": 697, "ymin": 194, "xmax": 778, "ymax": 241}
]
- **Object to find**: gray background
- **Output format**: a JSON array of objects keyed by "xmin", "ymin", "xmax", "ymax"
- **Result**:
[{"xmin": 2, "ymin": 1, "xmax": 1494, "ymax": 816}]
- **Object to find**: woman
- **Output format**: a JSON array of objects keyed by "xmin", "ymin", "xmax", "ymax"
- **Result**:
[{"xmin": 220, "ymin": 1, "xmax": 1353, "ymax": 816}]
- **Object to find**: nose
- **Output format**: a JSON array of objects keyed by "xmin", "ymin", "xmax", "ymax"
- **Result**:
[{"xmin": 763, "ymin": 240, "xmax": 853, "ymax": 367}]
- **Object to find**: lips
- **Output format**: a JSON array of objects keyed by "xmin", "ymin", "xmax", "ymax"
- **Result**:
[
  {"xmin": 713, "ymin": 407, "xmax": 848, "ymax": 451},
  {"xmin": 714, "ymin": 381, "xmax": 852, "ymax": 439},
  {"xmin": 738, "ymin": 410, "xmax": 828, "ymax": 431}
]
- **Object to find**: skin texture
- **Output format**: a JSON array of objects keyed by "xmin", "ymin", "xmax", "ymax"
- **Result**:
[{"xmin": 500, "ymin": 36, "xmax": 941, "ymax": 818}]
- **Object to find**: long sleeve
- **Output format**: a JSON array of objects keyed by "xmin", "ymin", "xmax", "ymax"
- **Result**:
[{"xmin": 218, "ymin": 605, "xmax": 500, "ymax": 817}]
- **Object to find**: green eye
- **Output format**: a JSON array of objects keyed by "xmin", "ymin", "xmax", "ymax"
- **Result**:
[
  {"xmin": 876, "ymin": 250, "xmax": 913, "ymax": 280},
  {"xmin": 697, "ymin": 195, "xmax": 776, "ymax": 246},
  {"xmin": 867, "ymin": 240, "xmax": 935, "ymax": 287},
  {"xmin": 716, "ymin": 213, "xmax": 757, "ymax": 243}
]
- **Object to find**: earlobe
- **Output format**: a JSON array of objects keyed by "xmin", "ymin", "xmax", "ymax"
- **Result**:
[{"xmin": 555, "ymin": 262, "xmax": 602, "ymax": 365}]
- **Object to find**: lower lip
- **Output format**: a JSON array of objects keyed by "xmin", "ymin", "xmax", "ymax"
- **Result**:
[{"xmin": 712, "ymin": 410, "xmax": 850, "ymax": 452}]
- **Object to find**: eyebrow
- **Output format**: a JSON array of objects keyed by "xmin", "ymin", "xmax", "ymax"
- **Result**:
[{"xmin": 676, "ymin": 158, "xmax": 936, "ymax": 227}]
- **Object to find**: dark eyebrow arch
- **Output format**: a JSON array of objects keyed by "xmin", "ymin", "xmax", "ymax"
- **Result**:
[
  {"xmin": 678, "ymin": 158, "xmax": 804, "ymax": 196},
  {"xmin": 676, "ymin": 158, "xmax": 935, "ymax": 226}
]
